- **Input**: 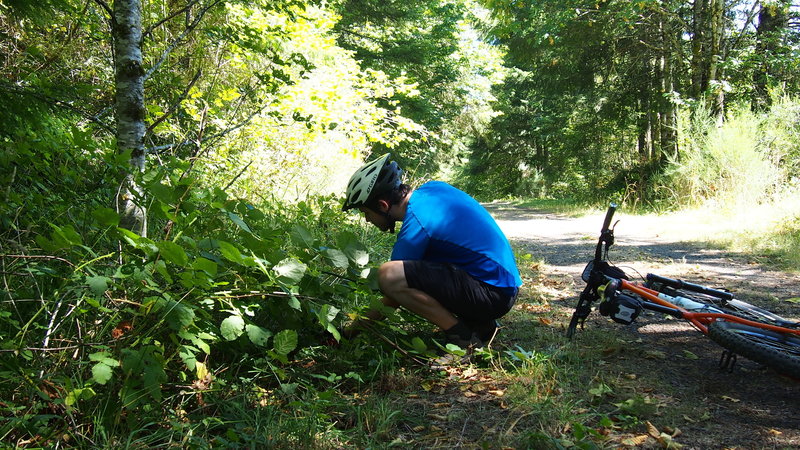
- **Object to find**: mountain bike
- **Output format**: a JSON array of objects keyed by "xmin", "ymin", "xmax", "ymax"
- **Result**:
[{"xmin": 566, "ymin": 204, "xmax": 800, "ymax": 378}]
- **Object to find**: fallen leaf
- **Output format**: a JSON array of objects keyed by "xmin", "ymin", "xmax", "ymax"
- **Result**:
[
  {"xmin": 470, "ymin": 383, "xmax": 487, "ymax": 392},
  {"xmin": 462, "ymin": 367, "xmax": 478, "ymax": 378},
  {"xmin": 621, "ymin": 434, "xmax": 649, "ymax": 446},
  {"xmin": 111, "ymin": 320, "xmax": 133, "ymax": 339},
  {"xmin": 646, "ymin": 421, "xmax": 660, "ymax": 438},
  {"xmin": 489, "ymin": 389, "xmax": 505, "ymax": 397},
  {"xmin": 411, "ymin": 425, "xmax": 425, "ymax": 432},
  {"xmin": 682, "ymin": 350, "xmax": 699, "ymax": 360},
  {"xmin": 644, "ymin": 350, "xmax": 667, "ymax": 360},
  {"xmin": 784, "ymin": 297, "xmax": 800, "ymax": 304},
  {"xmin": 433, "ymin": 402, "xmax": 449, "ymax": 408},
  {"xmin": 538, "ymin": 317, "xmax": 553, "ymax": 326},
  {"xmin": 768, "ymin": 429, "xmax": 783, "ymax": 436},
  {"xmin": 721, "ymin": 395, "xmax": 740, "ymax": 403},
  {"xmin": 463, "ymin": 391, "xmax": 478, "ymax": 398}
]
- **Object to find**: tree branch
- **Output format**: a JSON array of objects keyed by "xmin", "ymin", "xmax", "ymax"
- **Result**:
[
  {"xmin": 146, "ymin": 100, "xmax": 269, "ymax": 155},
  {"xmin": 143, "ymin": 0, "xmax": 204, "ymax": 39},
  {"xmin": 144, "ymin": 0, "xmax": 225, "ymax": 82},
  {"xmin": 0, "ymin": 83, "xmax": 115, "ymax": 134},
  {"xmin": 92, "ymin": 0, "xmax": 113, "ymax": 18},
  {"xmin": 146, "ymin": 69, "xmax": 202, "ymax": 134}
]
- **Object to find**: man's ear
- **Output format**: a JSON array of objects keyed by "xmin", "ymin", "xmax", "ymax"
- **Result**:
[{"xmin": 376, "ymin": 199, "xmax": 390, "ymax": 213}]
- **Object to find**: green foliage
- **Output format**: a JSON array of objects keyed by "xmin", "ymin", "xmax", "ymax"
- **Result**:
[{"xmin": 0, "ymin": 150, "xmax": 403, "ymax": 444}]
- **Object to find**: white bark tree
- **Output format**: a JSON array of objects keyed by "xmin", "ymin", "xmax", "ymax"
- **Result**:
[{"xmin": 111, "ymin": 0, "xmax": 147, "ymax": 236}]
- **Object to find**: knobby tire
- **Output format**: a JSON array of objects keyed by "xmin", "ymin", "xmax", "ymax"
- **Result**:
[{"xmin": 707, "ymin": 321, "xmax": 800, "ymax": 379}]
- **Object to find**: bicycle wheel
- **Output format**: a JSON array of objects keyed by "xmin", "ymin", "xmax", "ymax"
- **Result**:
[{"xmin": 707, "ymin": 320, "xmax": 800, "ymax": 378}]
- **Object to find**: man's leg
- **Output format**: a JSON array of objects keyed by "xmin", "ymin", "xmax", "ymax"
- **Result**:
[{"xmin": 377, "ymin": 260, "xmax": 459, "ymax": 331}]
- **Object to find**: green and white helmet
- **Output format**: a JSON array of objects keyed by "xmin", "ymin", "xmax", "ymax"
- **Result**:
[{"xmin": 342, "ymin": 154, "xmax": 403, "ymax": 211}]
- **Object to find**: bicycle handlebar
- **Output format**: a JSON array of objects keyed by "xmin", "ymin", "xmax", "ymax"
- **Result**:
[
  {"xmin": 593, "ymin": 203, "xmax": 618, "ymax": 263},
  {"xmin": 601, "ymin": 203, "xmax": 617, "ymax": 233}
]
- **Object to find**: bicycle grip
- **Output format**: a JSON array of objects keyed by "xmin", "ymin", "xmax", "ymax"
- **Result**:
[{"xmin": 601, "ymin": 203, "xmax": 617, "ymax": 232}]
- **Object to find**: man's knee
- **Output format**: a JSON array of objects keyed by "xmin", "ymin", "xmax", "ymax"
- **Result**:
[{"xmin": 378, "ymin": 261, "xmax": 406, "ymax": 293}]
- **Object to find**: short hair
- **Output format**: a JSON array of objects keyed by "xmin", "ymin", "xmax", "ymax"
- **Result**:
[{"xmin": 364, "ymin": 183, "xmax": 411, "ymax": 212}]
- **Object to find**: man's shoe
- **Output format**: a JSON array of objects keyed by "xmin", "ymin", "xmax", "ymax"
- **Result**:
[
  {"xmin": 444, "ymin": 332, "xmax": 484, "ymax": 350},
  {"xmin": 465, "ymin": 319, "xmax": 499, "ymax": 343}
]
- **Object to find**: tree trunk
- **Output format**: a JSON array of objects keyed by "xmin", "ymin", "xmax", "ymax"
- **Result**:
[
  {"xmin": 113, "ymin": 0, "xmax": 147, "ymax": 236},
  {"xmin": 708, "ymin": 0, "xmax": 725, "ymax": 119},
  {"xmin": 660, "ymin": 11, "xmax": 677, "ymax": 160},
  {"xmin": 690, "ymin": 0, "xmax": 707, "ymax": 98},
  {"xmin": 752, "ymin": 0, "xmax": 790, "ymax": 110}
]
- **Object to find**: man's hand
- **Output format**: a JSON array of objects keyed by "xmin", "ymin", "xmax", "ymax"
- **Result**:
[{"xmin": 342, "ymin": 318, "xmax": 371, "ymax": 339}]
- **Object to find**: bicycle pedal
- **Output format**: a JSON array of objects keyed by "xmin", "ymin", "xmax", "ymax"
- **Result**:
[{"xmin": 719, "ymin": 350, "xmax": 737, "ymax": 373}]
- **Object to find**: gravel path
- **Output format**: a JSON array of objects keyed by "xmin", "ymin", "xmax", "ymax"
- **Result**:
[{"xmin": 484, "ymin": 201, "xmax": 800, "ymax": 449}]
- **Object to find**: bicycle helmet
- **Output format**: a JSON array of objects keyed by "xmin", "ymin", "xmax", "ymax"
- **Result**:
[{"xmin": 342, "ymin": 154, "xmax": 403, "ymax": 211}]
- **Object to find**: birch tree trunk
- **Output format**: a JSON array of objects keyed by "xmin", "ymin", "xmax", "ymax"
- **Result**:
[{"xmin": 113, "ymin": 0, "xmax": 148, "ymax": 236}]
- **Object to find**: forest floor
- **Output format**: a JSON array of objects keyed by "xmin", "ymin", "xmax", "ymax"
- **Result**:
[
  {"xmin": 490, "ymin": 203, "xmax": 800, "ymax": 448},
  {"xmin": 382, "ymin": 204, "xmax": 800, "ymax": 449}
]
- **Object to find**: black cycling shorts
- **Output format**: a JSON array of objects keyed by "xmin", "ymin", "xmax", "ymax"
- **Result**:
[{"xmin": 402, "ymin": 260, "xmax": 516, "ymax": 322}]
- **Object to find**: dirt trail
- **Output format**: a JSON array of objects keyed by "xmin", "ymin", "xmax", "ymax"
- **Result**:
[{"xmin": 486, "ymin": 202, "xmax": 800, "ymax": 449}]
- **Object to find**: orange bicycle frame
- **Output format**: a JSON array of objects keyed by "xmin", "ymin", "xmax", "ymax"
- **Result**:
[{"xmin": 620, "ymin": 279, "xmax": 800, "ymax": 336}]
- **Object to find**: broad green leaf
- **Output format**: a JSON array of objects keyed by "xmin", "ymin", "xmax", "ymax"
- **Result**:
[
  {"xmin": 324, "ymin": 248, "xmax": 349, "ymax": 269},
  {"xmin": 192, "ymin": 257, "xmax": 218, "ymax": 276},
  {"xmin": 52, "ymin": 224, "xmax": 83, "ymax": 246},
  {"xmin": 164, "ymin": 299, "xmax": 195, "ymax": 329},
  {"xmin": 218, "ymin": 240, "xmax": 243, "ymax": 263},
  {"xmin": 86, "ymin": 275, "xmax": 110, "ymax": 296},
  {"xmin": 290, "ymin": 225, "xmax": 315, "ymax": 248},
  {"xmin": 273, "ymin": 258, "xmax": 307, "ymax": 284},
  {"xmin": 246, "ymin": 324, "xmax": 272, "ymax": 347},
  {"xmin": 157, "ymin": 241, "xmax": 188, "ymax": 266},
  {"xmin": 784, "ymin": 297, "xmax": 800, "ymax": 304},
  {"xmin": 273, "ymin": 329, "xmax": 298, "ymax": 355},
  {"xmin": 349, "ymin": 249, "xmax": 370, "ymax": 267},
  {"xmin": 220, "ymin": 315, "xmax": 245, "ymax": 341},
  {"xmin": 227, "ymin": 211, "xmax": 253, "ymax": 233},
  {"xmin": 153, "ymin": 260, "xmax": 173, "ymax": 284},
  {"xmin": 317, "ymin": 304, "xmax": 340, "ymax": 325},
  {"xmin": 89, "ymin": 351, "xmax": 120, "ymax": 367},
  {"xmin": 179, "ymin": 346, "xmax": 198, "ymax": 371},
  {"xmin": 92, "ymin": 207, "xmax": 120, "ymax": 227},
  {"xmin": 411, "ymin": 337, "xmax": 427, "ymax": 352},
  {"xmin": 91, "ymin": 362, "xmax": 114, "ymax": 385}
]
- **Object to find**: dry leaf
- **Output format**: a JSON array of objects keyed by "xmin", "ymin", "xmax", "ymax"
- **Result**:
[
  {"xmin": 111, "ymin": 320, "xmax": 133, "ymax": 339},
  {"xmin": 646, "ymin": 421, "xmax": 660, "ymax": 438},
  {"xmin": 489, "ymin": 389, "xmax": 505, "ymax": 397},
  {"xmin": 463, "ymin": 391, "xmax": 478, "ymax": 398},
  {"xmin": 721, "ymin": 395, "xmax": 740, "ymax": 403},
  {"xmin": 470, "ymin": 383, "xmax": 487, "ymax": 392},
  {"xmin": 538, "ymin": 317, "xmax": 553, "ymax": 326},
  {"xmin": 768, "ymin": 429, "xmax": 783, "ymax": 436},
  {"xmin": 462, "ymin": 367, "xmax": 478, "ymax": 378},
  {"xmin": 622, "ymin": 434, "xmax": 649, "ymax": 446},
  {"xmin": 411, "ymin": 425, "xmax": 425, "ymax": 432}
]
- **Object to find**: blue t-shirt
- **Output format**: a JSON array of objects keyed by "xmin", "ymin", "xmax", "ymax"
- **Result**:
[{"xmin": 391, "ymin": 181, "xmax": 522, "ymax": 296}]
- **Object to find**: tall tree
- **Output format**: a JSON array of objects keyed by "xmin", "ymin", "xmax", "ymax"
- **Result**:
[
  {"xmin": 752, "ymin": 0, "xmax": 793, "ymax": 110},
  {"xmin": 111, "ymin": 0, "xmax": 148, "ymax": 235}
]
